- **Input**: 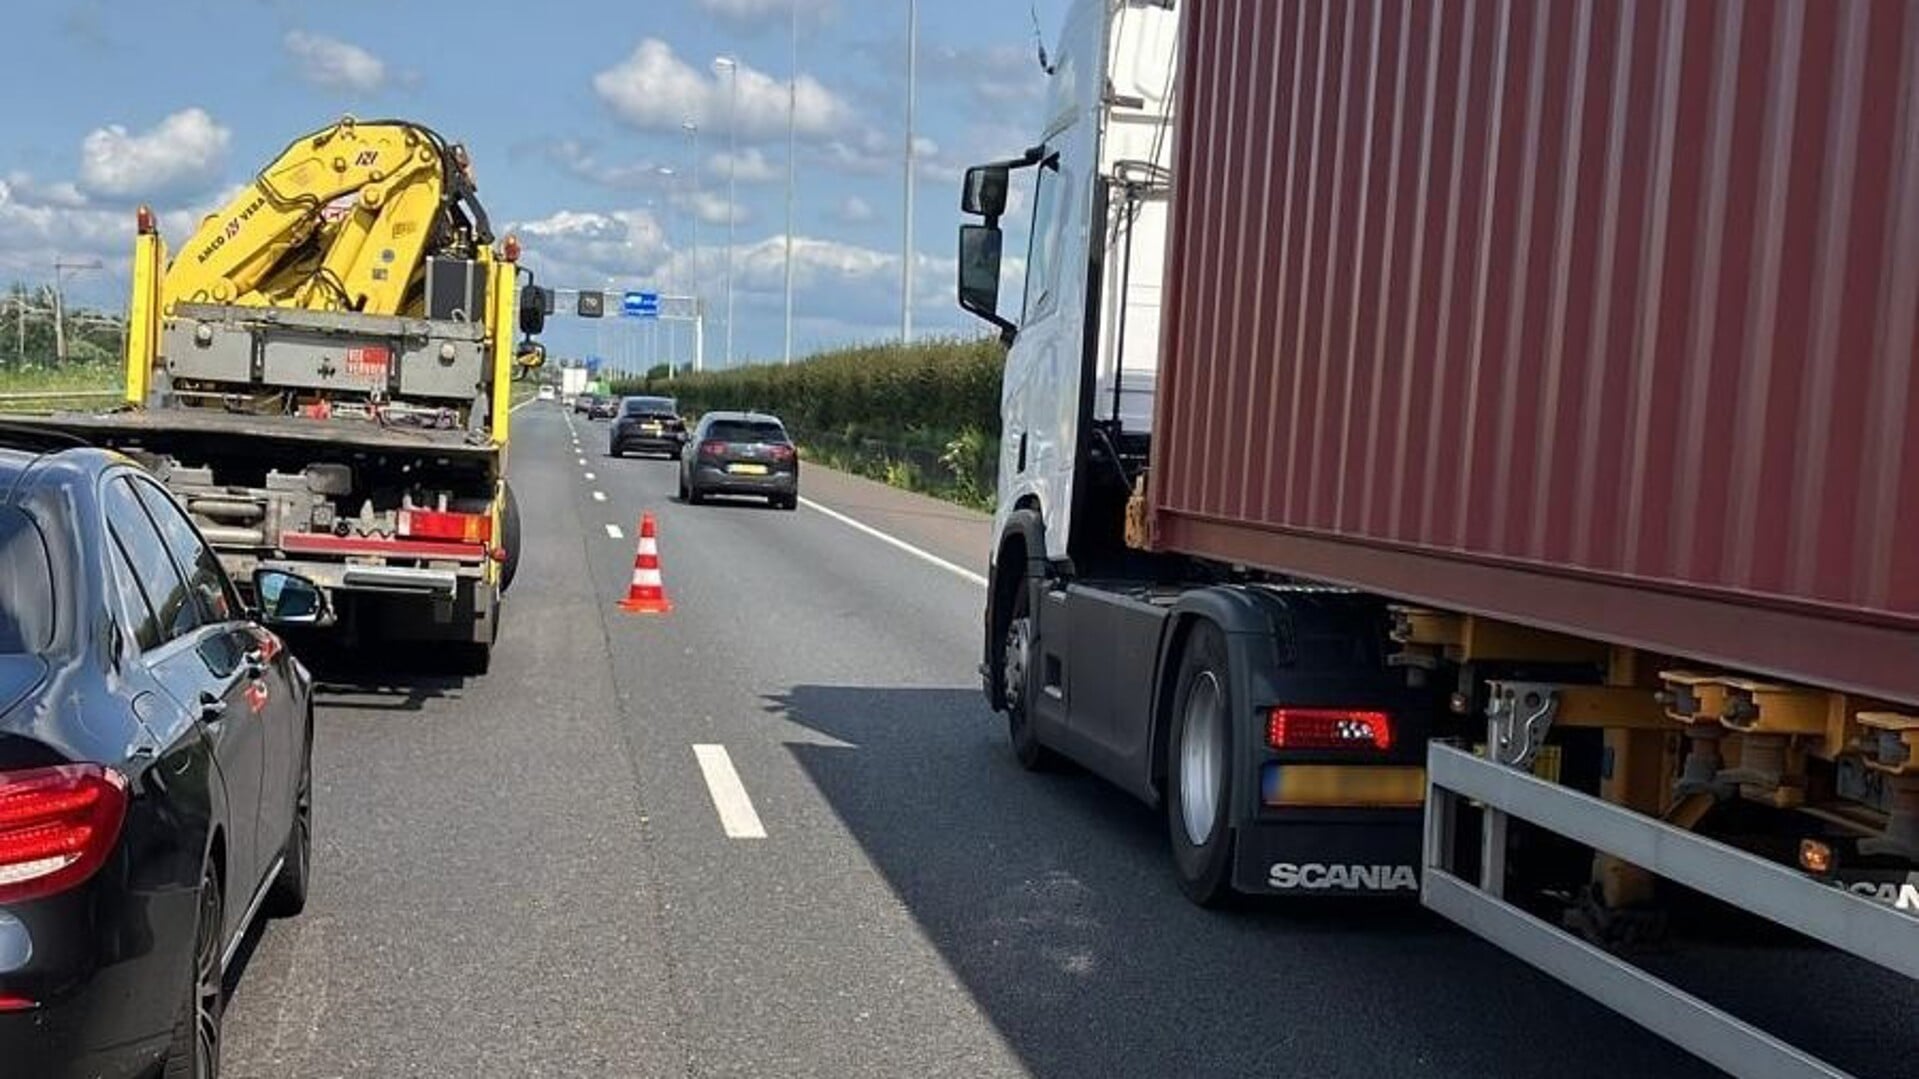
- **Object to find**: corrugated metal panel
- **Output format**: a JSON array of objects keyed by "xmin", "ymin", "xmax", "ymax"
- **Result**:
[{"xmin": 1153, "ymin": 0, "xmax": 1919, "ymax": 704}]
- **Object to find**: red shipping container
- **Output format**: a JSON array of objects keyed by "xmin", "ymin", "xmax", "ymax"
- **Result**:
[{"xmin": 1151, "ymin": 0, "xmax": 1919, "ymax": 705}]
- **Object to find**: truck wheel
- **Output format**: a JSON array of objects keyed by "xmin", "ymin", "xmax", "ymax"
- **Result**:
[
  {"xmin": 1002, "ymin": 580, "xmax": 1059, "ymax": 771},
  {"xmin": 1166, "ymin": 622, "xmax": 1236, "ymax": 906},
  {"xmin": 499, "ymin": 482, "xmax": 523, "ymax": 593}
]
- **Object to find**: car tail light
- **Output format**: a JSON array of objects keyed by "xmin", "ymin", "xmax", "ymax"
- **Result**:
[
  {"xmin": 0, "ymin": 764, "xmax": 128, "ymax": 904},
  {"xmin": 0, "ymin": 994, "xmax": 35, "ymax": 1012},
  {"xmin": 700, "ymin": 440, "xmax": 727, "ymax": 458},
  {"xmin": 767, "ymin": 444, "xmax": 796, "ymax": 463},
  {"xmin": 397, "ymin": 508, "xmax": 492, "ymax": 544},
  {"xmin": 1266, "ymin": 708, "xmax": 1394, "ymax": 752}
]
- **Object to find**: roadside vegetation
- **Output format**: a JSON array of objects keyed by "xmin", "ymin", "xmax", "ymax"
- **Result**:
[
  {"xmin": 0, "ymin": 288, "xmax": 126, "ymax": 411},
  {"xmin": 611, "ymin": 336, "xmax": 1004, "ymax": 510}
]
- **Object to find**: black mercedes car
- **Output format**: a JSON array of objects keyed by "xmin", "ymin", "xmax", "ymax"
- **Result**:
[
  {"xmin": 0, "ymin": 444, "xmax": 320, "ymax": 1078},
  {"xmin": 608, "ymin": 396, "xmax": 687, "ymax": 458},
  {"xmin": 678, "ymin": 411, "xmax": 799, "ymax": 510}
]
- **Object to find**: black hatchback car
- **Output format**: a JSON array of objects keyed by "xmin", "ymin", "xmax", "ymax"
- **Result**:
[
  {"xmin": 678, "ymin": 412, "xmax": 799, "ymax": 510},
  {"xmin": 608, "ymin": 396, "xmax": 687, "ymax": 458},
  {"xmin": 0, "ymin": 445, "xmax": 320, "ymax": 1079}
]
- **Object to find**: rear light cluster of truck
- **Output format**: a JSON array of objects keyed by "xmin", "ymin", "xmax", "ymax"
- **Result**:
[
  {"xmin": 397, "ymin": 508, "xmax": 492, "ymax": 545},
  {"xmin": 1266, "ymin": 708, "xmax": 1395, "ymax": 752},
  {"xmin": 0, "ymin": 764, "xmax": 128, "ymax": 904}
]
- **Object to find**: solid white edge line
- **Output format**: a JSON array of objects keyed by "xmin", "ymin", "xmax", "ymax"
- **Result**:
[
  {"xmin": 605, "ymin": 524, "xmax": 624, "ymax": 539},
  {"xmin": 797, "ymin": 496, "xmax": 987, "ymax": 588},
  {"xmin": 592, "ymin": 491, "xmax": 607, "ymax": 502},
  {"xmin": 692, "ymin": 745, "xmax": 767, "ymax": 839},
  {"xmin": 510, "ymin": 398, "xmax": 537, "ymax": 413}
]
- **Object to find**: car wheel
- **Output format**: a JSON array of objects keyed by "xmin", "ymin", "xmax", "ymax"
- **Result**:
[
  {"xmin": 608, "ymin": 445, "xmax": 622, "ymax": 459},
  {"xmin": 165, "ymin": 863, "xmax": 223, "ymax": 1079},
  {"xmin": 1165, "ymin": 621, "xmax": 1237, "ymax": 907},
  {"xmin": 685, "ymin": 483, "xmax": 704, "ymax": 506},
  {"xmin": 264, "ymin": 728, "xmax": 312, "ymax": 918},
  {"xmin": 1003, "ymin": 580, "xmax": 1059, "ymax": 772}
]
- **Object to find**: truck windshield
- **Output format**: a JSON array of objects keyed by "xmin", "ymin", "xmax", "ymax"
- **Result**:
[{"xmin": 0, "ymin": 507, "xmax": 55, "ymax": 654}]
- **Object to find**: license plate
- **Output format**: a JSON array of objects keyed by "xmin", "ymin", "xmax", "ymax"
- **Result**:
[
  {"xmin": 728, "ymin": 463, "xmax": 769, "ymax": 476},
  {"xmin": 642, "ymin": 422, "xmax": 662, "ymax": 434}
]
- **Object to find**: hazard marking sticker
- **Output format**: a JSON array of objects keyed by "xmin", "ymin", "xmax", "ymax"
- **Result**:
[{"xmin": 344, "ymin": 346, "xmax": 389, "ymax": 379}]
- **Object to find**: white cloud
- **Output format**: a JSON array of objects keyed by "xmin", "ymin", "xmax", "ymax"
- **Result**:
[
  {"xmin": 78, "ymin": 108, "xmax": 230, "ymax": 200},
  {"xmin": 921, "ymin": 41, "xmax": 1046, "ymax": 106},
  {"xmin": 0, "ymin": 173, "xmax": 230, "ymax": 290},
  {"xmin": 282, "ymin": 31, "xmax": 389, "ymax": 93},
  {"xmin": 707, "ymin": 148, "xmax": 780, "ymax": 184},
  {"xmin": 546, "ymin": 140, "xmax": 677, "ymax": 190},
  {"xmin": 593, "ymin": 39, "xmax": 855, "ymax": 141},
  {"xmin": 673, "ymin": 190, "xmax": 750, "ymax": 227},
  {"xmin": 832, "ymin": 195, "xmax": 874, "ymax": 224},
  {"xmin": 510, "ymin": 208, "xmax": 671, "ymax": 289}
]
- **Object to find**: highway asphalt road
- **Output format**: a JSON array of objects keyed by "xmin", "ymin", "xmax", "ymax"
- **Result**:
[{"xmin": 219, "ymin": 405, "xmax": 1909, "ymax": 1078}]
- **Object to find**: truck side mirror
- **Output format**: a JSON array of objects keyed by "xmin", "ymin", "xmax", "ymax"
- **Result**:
[
  {"xmin": 962, "ymin": 165, "xmax": 1010, "ymax": 219},
  {"xmin": 959, "ymin": 224, "xmax": 1015, "ymax": 344},
  {"xmin": 519, "ymin": 285, "xmax": 550, "ymax": 335}
]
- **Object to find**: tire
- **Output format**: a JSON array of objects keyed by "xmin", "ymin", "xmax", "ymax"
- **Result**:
[
  {"xmin": 608, "ymin": 445, "xmax": 622, "ymax": 459},
  {"xmin": 498, "ymin": 482, "xmax": 522, "ymax": 594},
  {"xmin": 165, "ymin": 863, "xmax": 223, "ymax": 1079},
  {"xmin": 1165, "ymin": 622, "xmax": 1237, "ymax": 907},
  {"xmin": 686, "ymin": 484, "xmax": 704, "ymax": 506},
  {"xmin": 263, "ymin": 729, "xmax": 312, "ymax": 918},
  {"xmin": 677, "ymin": 472, "xmax": 690, "ymax": 501},
  {"xmin": 772, "ymin": 494, "xmax": 797, "ymax": 511},
  {"xmin": 1001, "ymin": 578, "xmax": 1059, "ymax": 771}
]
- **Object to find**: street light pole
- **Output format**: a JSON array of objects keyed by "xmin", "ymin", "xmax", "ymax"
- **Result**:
[
  {"xmin": 901, "ymin": 0, "xmax": 918, "ymax": 344},
  {"xmin": 783, "ymin": 1, "xmax": 799, "ymax": 365},
  {"xmin": 713, "ymin": 55, "xmax": 740, "ymax": 369},
  {"xmin": 52, "ymin": 258, "xmax": 102, "ymax": 366},
  {"xmin": 682, "ymin": 120, "xmax": 702, "ymax": 373}
]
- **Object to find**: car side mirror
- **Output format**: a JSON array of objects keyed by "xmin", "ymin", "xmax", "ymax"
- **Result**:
[
  {"xmin": 253, "ymin": 569, "xmax": 329, "ymax": 626},
  {"xmin": 962, "ymin": 164, "xmax": 1010, "ymax": 219},
  {"xmin": 959, "ymin": 224, "xmax": 1015, "ymax": 344}
]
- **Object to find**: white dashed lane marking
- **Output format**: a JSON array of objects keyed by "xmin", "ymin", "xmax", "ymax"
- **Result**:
[{"xmin": 692, "ymin": 745, "xmax": 767, "ymax": 839}]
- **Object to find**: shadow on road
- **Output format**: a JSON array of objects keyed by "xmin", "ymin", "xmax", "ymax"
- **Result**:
[
  {"xmin": 760, "ymin": 684, "xmax": 1702, "ymax": 1079},
  {"xmin": 284, "ymin": 638, "xmax": 472, "ymax": 713},
  {"xmin": 763, "ymin": 684, "xmax": 1917, "ymax": 1079}
]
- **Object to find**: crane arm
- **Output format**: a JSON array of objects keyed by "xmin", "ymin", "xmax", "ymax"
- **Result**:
[{"xmin": 162, "ymin": 117, "xmax": 484, "ymax": 315}]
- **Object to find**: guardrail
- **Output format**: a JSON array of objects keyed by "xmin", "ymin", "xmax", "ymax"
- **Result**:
[{"xmin": 1423, "ymin": 740, "xmax": 1917, "ymax": 1079}]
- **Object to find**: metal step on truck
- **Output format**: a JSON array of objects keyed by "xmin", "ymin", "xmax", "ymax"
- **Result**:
[
  {"xmin": 7, "ymin": 118, "xmax": 553, "ymax": 673},
  {"xmin": 957, "ymin": 2, "xmax": 1918, "ymax": 1076}
]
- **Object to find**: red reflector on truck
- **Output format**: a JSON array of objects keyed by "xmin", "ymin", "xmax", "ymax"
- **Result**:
[
  {"xmin": 397, "ymin": 509, "xmax": 492, "ymax": 544},
  {"xmin": 1267, "ymin": 709, "xmax": 1394, "ymax": 752}
]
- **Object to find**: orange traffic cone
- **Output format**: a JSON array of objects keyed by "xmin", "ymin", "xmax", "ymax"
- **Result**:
[{"xmin": 617, "ymin": 512, "xmax": 674, "ymax": 614}]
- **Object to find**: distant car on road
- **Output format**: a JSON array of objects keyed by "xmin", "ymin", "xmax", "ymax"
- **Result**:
[
  {"xmin": 0, "ymin": 444, "xmax": 320, "ymax": 1079},
  {"xmin": 588, "ymin": 396, "xmax": 619, "ymax": 420},
  {"xmin": 609, "ymin": 396, "xmax": 687, "ymax": 458},
  {"xmin": 572, "ymin": 392, "xmax": 599, "ymax": 416},
  {"xmin": 537, "ymin": 384, "xmax": 556, "ymax": 402},
  {"xmin": 679, "ymin": 412, "xmax": 799, "ymax": 510}
]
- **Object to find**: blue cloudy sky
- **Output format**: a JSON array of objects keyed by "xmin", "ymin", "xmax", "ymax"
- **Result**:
[{"xmin": 0, "ymin": 0, "xmax": 1061, "ymax": 366}]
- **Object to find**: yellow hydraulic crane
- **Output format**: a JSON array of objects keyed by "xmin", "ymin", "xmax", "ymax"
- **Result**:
[{"xmin": 163, "ymin": 116, "xmax": 492, "ymax": 316}]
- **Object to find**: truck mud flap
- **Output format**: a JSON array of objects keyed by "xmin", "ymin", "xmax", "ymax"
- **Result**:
[{"xmin": 1232, "ymin": 811, "xmax": 1423, "ymax": 896}]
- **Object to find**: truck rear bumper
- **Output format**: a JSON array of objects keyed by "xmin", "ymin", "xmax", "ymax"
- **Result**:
[
  {"xmin": 1232, "ymin": 809, "xmax": 1424, "ymax": 897},
  {"xmin": 267, "ymin": 560, "xmax": 463, "ymax": 599}
]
